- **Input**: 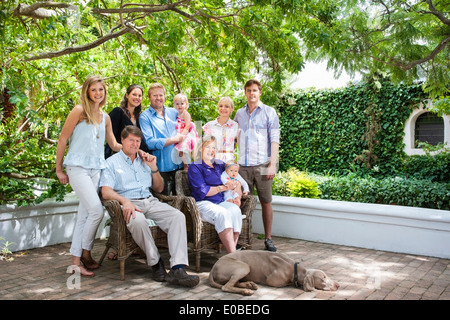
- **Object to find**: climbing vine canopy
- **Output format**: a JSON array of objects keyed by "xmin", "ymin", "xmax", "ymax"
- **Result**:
[{"xmin": 0, "ymin": 0, "xmax": 448, "ymax": 205}]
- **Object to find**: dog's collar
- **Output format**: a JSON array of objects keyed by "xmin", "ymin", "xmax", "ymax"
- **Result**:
[{"xmin": 294, "ymin": 262, "xmax": 300, "ymax": 287}]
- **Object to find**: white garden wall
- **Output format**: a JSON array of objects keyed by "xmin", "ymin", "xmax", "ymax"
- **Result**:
[
  {"xmin": 3, "ymin": 193, "xmax": 449, "ymax": 259},
  {"xmin": 253, "ymin": 196, "xmax": 450, "ymax": 259},
  {"xmin": 0, "ymin": 193, "xmax": 109, "ymax": 252}
]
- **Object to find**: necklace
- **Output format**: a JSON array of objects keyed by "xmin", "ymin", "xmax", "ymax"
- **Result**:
[{"xmin": 95, "ymin": 112, "xmax": 102, "ymax": 139}]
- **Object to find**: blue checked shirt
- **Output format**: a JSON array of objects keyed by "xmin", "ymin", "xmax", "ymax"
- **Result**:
[
  {"xmin": 234, "ymin": 103, "xmax": 280, "ymax": 166},
  {"xmin": 100, "ymin": 150, "xmax": 153, "ymax": 200},
  {"xmin": 139, "ymin": 106, "xmax": 183, "ymax": 172}
]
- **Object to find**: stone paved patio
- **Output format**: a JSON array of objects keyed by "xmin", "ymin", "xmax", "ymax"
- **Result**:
[{"xmin": 1, "ymin": 235, "xmax": 449, "ymax": 303}]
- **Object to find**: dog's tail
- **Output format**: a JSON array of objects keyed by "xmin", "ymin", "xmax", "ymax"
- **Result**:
[{"xmin": 208, "ymin": 266, "xmax": 223, "ymax": 289}]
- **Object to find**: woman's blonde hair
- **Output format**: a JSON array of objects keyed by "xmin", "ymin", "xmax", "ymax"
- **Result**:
[
  {"xmin": 218, "ymin": 96, "xmax": 234, "ymax": 110},
  {"xmin": 79, "ymin": 76, "xmax": 107, "ymax": 125},
  {"xmin": 193, "ymin": 134, "xmax": 216, "ymax": 162}
]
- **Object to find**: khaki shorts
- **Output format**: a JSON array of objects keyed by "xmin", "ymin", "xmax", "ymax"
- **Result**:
[{"xmin": 239, "ymin": 162, "xmax": 273, "ymax": 203}]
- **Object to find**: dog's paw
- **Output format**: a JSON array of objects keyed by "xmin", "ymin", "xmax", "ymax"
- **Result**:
[
  {"xmin": 242, "ymin": 289, "xmax": 255, "ymax": 296},
  {"xmin": 246, "ymin": 281, "xmax": 258, "ymax": 290},
  {"xmin": 238, "ymin": 281, "xmax": 258, "ymax": 290}
]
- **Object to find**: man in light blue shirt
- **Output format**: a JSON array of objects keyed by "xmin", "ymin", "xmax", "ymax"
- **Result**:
[
  {"xmin": 100, "ymin": 125, "xmax": 199, "ymax": 287},
  {"xmin": 234, "ymin": 79, "xmax": 280, "ymax": 252},
  {"xmin": 139, "ymin": 83, "xmax": 184, "ymax": 195}
]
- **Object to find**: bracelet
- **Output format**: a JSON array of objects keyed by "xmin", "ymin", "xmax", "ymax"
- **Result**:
[
  {"xmin": 217, "ymin": 186, "xmax": 221, "ymax": 193},
  {"xmin": 151, "ymin": 169, "xmax": 159, "ymax": 173}
]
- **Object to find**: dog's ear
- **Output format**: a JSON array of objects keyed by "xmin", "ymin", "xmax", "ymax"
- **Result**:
[{"xmin": 302, "ymin": 272, "xmax": 315, "ymax": 292}]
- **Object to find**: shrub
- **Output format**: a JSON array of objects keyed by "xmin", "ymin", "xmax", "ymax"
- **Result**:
[
  {"xmin": 402, "ymin": 148, "xmax": 450, "ymax": 183},
  {"xmin": 273, "ymin": 169, "xmax": 321, "ymax": 198},
  {"xmin": 273, "ymin": 170, "xmax": 291, "ymax": 196},
  {"xmin": 287, "ymin": 172, "xmax": 321, "ymax": 199},
  {"xmin": 273, "ymin": 168, "xmax": 449, "ymax": 210},
  {"xmin": 318, "ymin": 174, "xmax": 380, "ymax": 204},
  {"xmin": 318, "ymin": 174, "xmax": 450, "ymax": 210},
  {"xmin": 0, "ymin": 237, "xmax": 14, "ymax": 262}
]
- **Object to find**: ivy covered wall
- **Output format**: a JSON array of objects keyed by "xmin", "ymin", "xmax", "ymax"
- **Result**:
[{"xmin": 277, "ymin": 81, "xmax": 426, "ymax": 176}]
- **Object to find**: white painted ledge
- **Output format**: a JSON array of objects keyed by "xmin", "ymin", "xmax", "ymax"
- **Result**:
[
  {"xmin": 0, "ymin": 193, "xmax": 109, "ymax": 252},
  {"xmin": 253, "ymin": 196, "xmax": 450, "ymax": 259},
  {"xmin": 2, "ymin": 194, "xmax": 449, "ymax": 259}
]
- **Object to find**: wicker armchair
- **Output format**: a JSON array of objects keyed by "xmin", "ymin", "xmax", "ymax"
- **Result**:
[
  {"xmin": 175, "ymin": 170, "xmax": 256, "ymax": 268},
  {"xmin": 98, "ymin": 193, "xmax": 184, "ymax": 280}
]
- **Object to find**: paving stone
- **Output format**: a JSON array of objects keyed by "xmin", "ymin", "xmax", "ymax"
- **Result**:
[{"xmin": 1, "ymin": 235, "xmax": 448, "ymax": 302}]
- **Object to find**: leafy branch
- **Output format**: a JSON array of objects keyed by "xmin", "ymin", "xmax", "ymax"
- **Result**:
[
  {"xmin": 13, "ymin": 2, "xmax": 77, "ymax": 19},
  {"xmin": 24, "ymin": 25, "xmax": 132, "ymax": 61}
]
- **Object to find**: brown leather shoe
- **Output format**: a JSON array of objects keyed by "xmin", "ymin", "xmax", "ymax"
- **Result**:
[
  {"xmin": 165, "ymin": 268, "xmax": 199, "ymax": 287},
  {"xmin": 151, "ymin": 258, "xmax": 167, "ymax": 282}
]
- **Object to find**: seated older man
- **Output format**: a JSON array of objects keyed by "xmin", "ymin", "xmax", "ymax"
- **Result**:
[{"xmin": 100, "ymin": 125, "xmax": 199, "ymax": 287}]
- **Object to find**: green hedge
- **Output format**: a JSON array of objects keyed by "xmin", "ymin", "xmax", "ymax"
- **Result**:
[
  {"xmin": 272, "ymin": 81, "xmax": 449, "ymax": 210},
  {"xmin": 273, "ymin": 170, "xmax": 450, "ymax": 210},
  {"xmin": 402, "ymin": 151, "xmax": 450, "ymax": 183},
  {"xmin": 318, "ymin": 174, "xmax": 450, "ymax": 210},
  {"xmin": 277, "ymin": 81, "xmax": 425, "ymax": 177}
]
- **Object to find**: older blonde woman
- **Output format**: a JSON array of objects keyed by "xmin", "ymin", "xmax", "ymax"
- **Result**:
[
  {"xmin": 202, "ymin": 97, "xmax": 239, "ymax": 162},
  {"xmin": 187, "ymin": 135, "xmax": 242, "ymax": 253}
]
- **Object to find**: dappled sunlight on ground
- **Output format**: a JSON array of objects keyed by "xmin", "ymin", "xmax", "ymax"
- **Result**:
[{"xmin": 1, "ymin": 235, "xmax": 449, "ymax": 300}]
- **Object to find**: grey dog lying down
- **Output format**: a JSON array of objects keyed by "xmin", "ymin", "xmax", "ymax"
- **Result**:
[{"xmin": 209, "ymin": 250, "xmax": 339, "ymax": 296}]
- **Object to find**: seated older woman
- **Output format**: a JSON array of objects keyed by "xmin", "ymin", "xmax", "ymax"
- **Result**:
[{"xmin": 187, "ymin": 135, "xmax": 242, "ymax": 253}]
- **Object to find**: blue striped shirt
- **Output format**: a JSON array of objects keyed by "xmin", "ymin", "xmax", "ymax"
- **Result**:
[
  {"xmin": 139, "ymin": 106, "xmax": 183, "ymax": 172},
  {"xmin": 99, "ymin": 150, "xmax": 153, "ymax": 200},
  {"xmin": 234, "ymin": 103, "xmax": 280, "ymax": 166}
]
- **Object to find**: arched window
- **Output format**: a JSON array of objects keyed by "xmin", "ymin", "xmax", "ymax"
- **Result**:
[
  {"xmin": 414, "ymin": 112, "xmax": 444, "ymax": 147},
  {"xmin": 403, "ymin": 101, "xmax": 450, "ymax": 155}
]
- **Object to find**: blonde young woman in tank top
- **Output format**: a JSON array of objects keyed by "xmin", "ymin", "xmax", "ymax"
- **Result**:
[{"xmin": 56, "ymin": 76, "xmax": 122, "ymax": 277}]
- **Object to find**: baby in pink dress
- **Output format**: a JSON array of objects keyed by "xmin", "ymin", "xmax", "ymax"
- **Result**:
[{"xmin": 174, "ymin": 93, "xmax": 198, "ymax": 170}]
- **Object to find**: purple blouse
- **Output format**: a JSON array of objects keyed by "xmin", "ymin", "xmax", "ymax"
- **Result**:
[{"xmin": 187, "ymin": 160, "xmax": 226, "ymax": 204}]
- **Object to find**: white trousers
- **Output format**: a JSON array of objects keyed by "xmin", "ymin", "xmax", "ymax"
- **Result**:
[
  {"xmin": 196, "ymin": 200, "xmax": 242, "ymax": 234},
  {"xmin": 66, "ymin": 166, "xmax": 104, "ymax": 257},
  {"xmin": 128, "ymin": 197, "xmax": 189, "ymax": 268}
]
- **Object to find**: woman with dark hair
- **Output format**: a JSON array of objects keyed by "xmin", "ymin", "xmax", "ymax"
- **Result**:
[{"xmin": 105, "ymin": 84, "xmax": 149, "ymax": 158}]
